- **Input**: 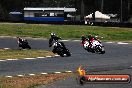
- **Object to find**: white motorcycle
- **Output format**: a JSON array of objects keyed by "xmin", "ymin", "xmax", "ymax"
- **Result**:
[{"xmin": 82, "ymin": 40, "xmax": 105, "ymax": 54}]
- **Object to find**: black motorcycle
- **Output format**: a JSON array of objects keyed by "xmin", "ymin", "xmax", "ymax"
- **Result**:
[
  {"xmin": 52, "ymin": 41, "xmax": 71, "ymax": 57},
  {"xmin": 18, "ymin": 40, "xmax": 31, "ymax": 50}
]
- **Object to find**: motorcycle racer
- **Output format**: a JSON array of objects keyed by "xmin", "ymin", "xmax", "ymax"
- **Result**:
[
  {"xmin": 49, "ymin": 32, "xmax": 61, "ymax": 47},
  {"xmin": 17, "ymin": 37, "xmax": 25, "ymax": 47},
  {"xmin": 17, "ymin": 37, "xmax": 31, "ymax": 49},
  {"xmin": 81, "ymin": 34, "xmax": 105, "ymax": 54},
  {"xmin": 81, "ymin": 35, "xmax": 87, "ymax": 45},
  {"xmin": 49, "ymin": 32, "xmax": 66, "ymax": 53},
  {"xmin": 87, "ymin": 34, "xmax": 101, "ymax": 49},
  {"xmin": 81, "ymin": 34, "xmax": 103, "ymax": 53}
]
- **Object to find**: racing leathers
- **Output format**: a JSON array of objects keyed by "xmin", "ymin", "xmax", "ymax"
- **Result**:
[{"xmin": 49, "ymin": 35, "xmax": 66, "ymax": 53}]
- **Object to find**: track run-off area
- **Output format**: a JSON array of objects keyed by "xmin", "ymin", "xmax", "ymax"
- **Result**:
[{"xmin": 0, "ymin": 37, "xmax": 132, "ymax": 88}]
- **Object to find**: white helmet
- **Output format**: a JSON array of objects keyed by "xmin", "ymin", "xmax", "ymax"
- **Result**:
[
  {"xmin": 95, "ymin": 36, "xmax": 98, "ymax": 38},
  {"xmin": 51, "ymin": 32, "xmax": 55, "ymax": 36}
]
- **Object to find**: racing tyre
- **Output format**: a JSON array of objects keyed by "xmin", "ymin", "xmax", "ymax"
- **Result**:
[
  {"xmin": 79, "ymin": 76, "xmax": 86, "ymax": 85},
  {"xmin": 101, "ymin": 50, "xmax": 105, "ymax": 54},
  {"xmin": 66, "ymin": 49, "xmax": 71, "ymax": 56},
  {"xmin": 27, "ymin": 45, "xmax": 31, "ymax": 49},
  {"xmin": 100, "ymin": 47, "xmax": 105, "ymax": 54}
]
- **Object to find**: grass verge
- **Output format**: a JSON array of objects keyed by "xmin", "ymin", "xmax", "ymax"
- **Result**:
[
  {"xmin": 0, "ymin": 73, "xmax": 73, "ymax": 88},
  {"xmin": 0, "ymin": 49, "xmax": 54, "ymax": 60},
  {"xmin": 0, "ymin": 23, "xmax": 132, "ymax": 41}
]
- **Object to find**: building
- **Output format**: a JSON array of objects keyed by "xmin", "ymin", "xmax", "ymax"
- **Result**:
[{"xmin": 23, "ymin": 7, "xmax": 76, "ymax": 22}]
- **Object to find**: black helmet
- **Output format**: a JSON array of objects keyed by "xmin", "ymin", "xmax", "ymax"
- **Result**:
[{"xmin": 81, "ymin": 35, "xmax": 86, "ymax": 40}]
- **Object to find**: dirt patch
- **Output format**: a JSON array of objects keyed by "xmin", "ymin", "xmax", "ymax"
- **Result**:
[{"xmin": 0, "ymin": 73, "xmax": 73, "ymax": 88}]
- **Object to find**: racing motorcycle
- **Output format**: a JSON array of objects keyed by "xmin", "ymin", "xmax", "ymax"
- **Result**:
[
  {"xmin": 52, "ymin": 41, "xmax": 71, "ymax": 57},
  {"xmin": 81, "ymin": 39, "xmax": 105, "ymax": 54},
  {"xmin": 18, "ymin": 39, "xmax": 31, "ymax": 50}
]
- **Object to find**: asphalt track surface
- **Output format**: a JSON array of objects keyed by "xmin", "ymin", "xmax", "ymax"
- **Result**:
[
  {"xmin": 37, "ymin": 69, "xmax": 132, "ymax": 88},
  {"xmin": 0, "ymin": 38, "xmax": 132, "ymax": 88}
]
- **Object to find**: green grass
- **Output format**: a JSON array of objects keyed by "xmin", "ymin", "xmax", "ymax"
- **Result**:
[
  {"xmin": 0, "ymin": 23, "xmax": 132, "ymax": 41},
  {"xmin": 0, "ymin": 49, "xmax": 54, "ymax": 60}
]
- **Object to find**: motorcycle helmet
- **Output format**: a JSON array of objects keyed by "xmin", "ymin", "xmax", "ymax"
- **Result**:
[
  {"xmin": 95, "ymin": 35, "xmax": 98, "ymax": 38},
  {"xmin": 17, "ymin": 36, "xmax": 20, "ymax": 38},
  {"xmin": 88, "ymin": 34, "xmax": 92, "ymax": 37},
  {"xmin": 51, "ymin": 32, "xmax": 55, "ymax": 36},
  {"xmin": 81, "ymin": 35, "xmax": 86, "ymax": 40}
]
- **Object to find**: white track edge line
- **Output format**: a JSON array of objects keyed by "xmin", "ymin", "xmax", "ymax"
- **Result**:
[
  {"xmin": 54, "ymin": 72, "xmax": 61, "ymax": 74},
  {"xmin": 41, "ymin": 73, "xmax": 48, "ymax": 75},
  {"xmin": 5, "ymin": 76, "xmax": 13, "ymax": 78},
  {"xmin": 29, "ymin": 74, "xmax": 35, "ymax": 76}
]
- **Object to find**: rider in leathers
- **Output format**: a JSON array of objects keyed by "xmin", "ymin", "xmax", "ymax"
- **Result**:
[
  {"xmin": 81, "ymin": 35, "xmax": 87, "ymax": 45},
  {"xmin": 17, "ymin": 37, "xmax": 29, "ymax": 49},
  {"xmin": 17, "ymin": 37, "xmax": 25, "ymax": 47},
  {"xmin": 49, "ymin": 33, "xmax": 66, "ymax": 53}
]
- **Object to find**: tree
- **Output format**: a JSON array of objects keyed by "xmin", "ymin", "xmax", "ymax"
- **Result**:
[{"xmin": 0, "ymin": 4, "xmax": 8, "ymax": 21}]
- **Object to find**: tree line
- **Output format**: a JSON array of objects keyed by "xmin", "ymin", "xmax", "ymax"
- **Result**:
[{"xmin": 0, "ymin": 0, "xmax": 130, "ymax": 21}]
